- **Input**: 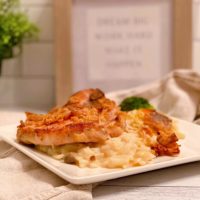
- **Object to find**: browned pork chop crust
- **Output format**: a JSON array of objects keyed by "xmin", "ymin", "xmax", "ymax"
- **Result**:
[{"xmin": 17, "ymin": 89, "xmax": 123, "ymax": 145}]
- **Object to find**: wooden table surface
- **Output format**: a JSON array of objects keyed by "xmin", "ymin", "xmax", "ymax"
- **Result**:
[{"xmin": 93, "ymin": 161, "xmax": 200, "ymax": 200}]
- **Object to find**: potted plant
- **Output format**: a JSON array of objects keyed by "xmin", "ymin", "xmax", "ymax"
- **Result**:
[{"xmin": 0, "ymin": 0, "xmax": 39, "ymax": 75}]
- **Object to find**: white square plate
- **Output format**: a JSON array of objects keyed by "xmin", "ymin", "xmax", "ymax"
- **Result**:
[{"xmin": 0, "ymin": 119, "xmax": 200, "ymax": 185}]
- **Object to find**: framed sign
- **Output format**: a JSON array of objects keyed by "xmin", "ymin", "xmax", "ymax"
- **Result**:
[{"xmin": 54, "ymin": 0, "xmax": 192, "ymax": 105}]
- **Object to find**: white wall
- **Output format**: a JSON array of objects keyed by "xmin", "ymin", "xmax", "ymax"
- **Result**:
[
  {"xmin": 0, "ymin": 0, "xmax": 54, "ymax": 111},
  {"xmin": 1, "ymin": 0, "xmax": 199, "ymax": 111},
  {"xmin": 193, "ymin": 0, "xmax": 200, "ymax": 73}
]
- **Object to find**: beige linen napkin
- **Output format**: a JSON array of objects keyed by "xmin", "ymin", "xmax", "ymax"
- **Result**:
[
  {"xmin": 0, "ymin": 112, "xmax": 93, "ymax": 200},
  {"xmin": 0, "ymin": 69, "xmax": 200, "ymax": 200},
  {"xmin": 108, "ymin": 69, "xmax": 200, "ymax": 123}
]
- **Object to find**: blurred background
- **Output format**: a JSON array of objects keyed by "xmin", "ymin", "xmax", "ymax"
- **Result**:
[{"xmin": 0, "ymin": 0, "xmax": 199, "ymax": 111}]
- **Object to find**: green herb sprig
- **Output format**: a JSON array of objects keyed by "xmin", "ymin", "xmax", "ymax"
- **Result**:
[{"xmin": 120, "ymin": 96, "xmax": 154, "ymax": 111}]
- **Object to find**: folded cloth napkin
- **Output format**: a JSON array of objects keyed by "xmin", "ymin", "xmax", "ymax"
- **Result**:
[
  {"xmin": 0, "ymin": 69, "xmax": 200, "ymax": 200},
  {"xmin": 108, "ymin": 69, "xmax": 200, "ymax": 123},
  {"xmin": 0, "ymin": 113, "xmax": 93, "ymax": 200}
]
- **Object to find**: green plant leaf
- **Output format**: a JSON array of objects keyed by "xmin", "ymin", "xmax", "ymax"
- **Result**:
[{"xmin": 0, "ymin": 0, "xmax": 39, "ymax": 61}]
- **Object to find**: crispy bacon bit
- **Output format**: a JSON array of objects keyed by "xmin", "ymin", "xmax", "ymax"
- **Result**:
[
  {"xmin": 152, "ymin": 143, "xmax": 180, "ymax": 156},
  {"xmin": 138, "ymin": 109, "xmax": 180, "ymax": 156},
  {"xmin": 157, "ymin": 133, "xmax": 178, "ymax": 146},
  {"xmin": 89, "ymin": 89, "xmax": 104, "ymax": 101}
]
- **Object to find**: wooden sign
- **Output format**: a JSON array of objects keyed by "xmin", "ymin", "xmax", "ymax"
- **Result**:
[
  {"xmin": 54, "ymin": 0, "xmax": 192, "ymax": 105},
  {"xmin": 87, "ymin": 5, "xmax": 161, "ymax": 81}
]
